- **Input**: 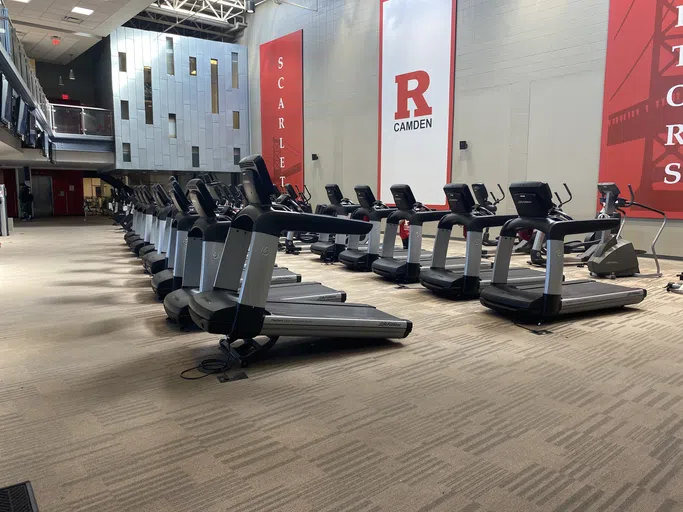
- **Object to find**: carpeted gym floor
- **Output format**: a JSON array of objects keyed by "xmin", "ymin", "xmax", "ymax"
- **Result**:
[{"xmin": 1, "ymin": 217, "xmax": 683, "ymax": 511}]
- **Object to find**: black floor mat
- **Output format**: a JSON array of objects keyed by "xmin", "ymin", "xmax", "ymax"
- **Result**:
[{"xmin": 0, "ymin": 482, "xmax": 39, "ymax": 511}]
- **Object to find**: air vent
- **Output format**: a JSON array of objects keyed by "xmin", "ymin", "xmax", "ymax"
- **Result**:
[{"xmin": 62, "ymin": 16, "xmax": 83, "ymax": 24}]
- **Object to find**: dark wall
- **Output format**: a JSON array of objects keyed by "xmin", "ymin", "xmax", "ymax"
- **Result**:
[{"xmin": 35, "ymin": 40, "xmax": 109, "ymax": 108}]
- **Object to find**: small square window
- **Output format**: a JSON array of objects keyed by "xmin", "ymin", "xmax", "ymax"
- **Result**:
[
  {"xmin": 192, "ymin": 146, "xmax": 199, "ymax": 168},
  {"xmin": 189, "ymin": 56, "xmax": 197, "ymax": 76},
  {"xmin": 120, "ymin": 100, "xmax": 129, "ymax": 120},
  {"xmin": 122, "ymin": 142, "xmax": 131, "ymax": 162},
  {"xmin": 168, "ymin": 113, "xmax": 176, "ymax": 138},
  {"xmin": 233, "ymin": 147, "xmax": 241, "ymax": 165},
  {"xmin": 232, "ymin": 111, "xmax": 240, "ymax": 130},
  {"xmin": 119, "ymin": 52, "xmax": 127, "ymax": 72}
]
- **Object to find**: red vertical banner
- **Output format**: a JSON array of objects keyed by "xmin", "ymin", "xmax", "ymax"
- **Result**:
[
  {"xmin": 259, "ymin": 30, "xmax": 304, "ymax": 191},
  {"xmin": 599, "ymin": 0, "xmax": 683, "ymax": 219}
]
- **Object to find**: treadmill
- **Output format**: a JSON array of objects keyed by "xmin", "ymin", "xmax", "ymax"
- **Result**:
[
  {"xmin": 479, "ymin": 182, "xmax": 647, "ymax": 320},
  {"xmin": 140, "ymin": 184, "xmax": 172, "ymax": 263},
  {"xmin": 129, "ymin": 186, "xmax": 156, "ymax": 256},
  {"xmin": 164, "ymin": 180, "xmax": 302, "ymax": 326},
  {"xmin": 419, "ymin": 184, "xmax": 546, "ymax": 298},
  {"xmin": 142, "ymin": 182, "xmax": 177, "ymax": 275},
  {"xmin": 152, "ymin": 182, "xmax": 198, "ymax": 300},
  {"xmin": 189, "ymin": 154, "xmax": 412, "ymax": 365},
  {"xmin": 309, "ymin": 185, "xmax": 361, "ymax": 261},
  {"xmin": 338, "ymin": 185, "xmax": 431, "ymax": 271},
  {"xmin": 371, "ymin": 184, "xmax": 492, "ymax": 283}
]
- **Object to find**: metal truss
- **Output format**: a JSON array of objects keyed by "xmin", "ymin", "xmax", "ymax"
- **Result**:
[{"xmin": 127, "ymin": 8, "xmax": 246, "ymax": 41}]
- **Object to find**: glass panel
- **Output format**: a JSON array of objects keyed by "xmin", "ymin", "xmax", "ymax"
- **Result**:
[
  {"xmin": 144, "ymin": 66, "xmax": 153, "ymax": 124},
  {"xmin": 122, "ymin": 143, "xmax": 131, "ymax": 162},
  {"xmin": 121, "ymin": 100, "xmax": 129, "ymax": 120},
  {"xmin": 52, "ymin": 105, "xmax": 81, "ymax": 134},
  {"xmin": 119, "ymin": 52, "xmax": 127, "ymax": 72},
  {"xmin": 168, "ymin": 113, "xmax": 176, "ymax": 138},
  {"xmin": 232, "ymin": 111, "xmax": 240, "ymax": 129},
  {"xmin": 166, "ymin": 37, "xmax": 174, "ymax": 75},
  {"xmin": 83, "ymin": 108, "xmax": 113, "ymax": 136},
  {"xmin": 210, "ymin": 59, "xmax": 219, "ymax": 114},
  {"xmin": 192, "ymin": 146, "xmax": 199, "ymax": 167},
  {"xmin": 231, "ymin": 52, "xmax": 239, "ymax": 89},
  {"xmin": 233, "ymin": 147, "xmax": 241, "ymax": 165},
  {"xmin": 189, "ymin": 56, "xmax": 197, "ymax": 76}
]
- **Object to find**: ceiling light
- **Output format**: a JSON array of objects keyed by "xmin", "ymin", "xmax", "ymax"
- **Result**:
[
  {"xmin": 246, "ymin": 0, "xmax": 255, "ymax": 13},
  {"xmin": 73, "ymin": 32, "xmax": 93, "ymax": 37},
  {"xmin": 59, "ymin": 76, "xmax": 64, "ymax": 87},
  {"xmin": 11, "ymin": 0, "xmax": 31, "ymax": 4},
  {"xmin": 71, "ymin": 6, "xmax": 93, "ymax": 15}
]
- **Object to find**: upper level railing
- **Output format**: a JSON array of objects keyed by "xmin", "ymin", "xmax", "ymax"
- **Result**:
[
  {"xmin": 0, "ymin": 2, "xmax": 52, "ymax": 133},
  {"xmin": 51, "ymin": 104, "xmax": 113, "ymax": 137}
]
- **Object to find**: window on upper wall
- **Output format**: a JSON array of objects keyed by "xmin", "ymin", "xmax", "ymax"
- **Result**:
[
  {"xmin": 210, "ymin": 59, "xmax": 219, "ymax": 114},
  {"xmin": 232, "ymin": 111, "xmax": 240, "ymax": 129},
  {"xmin": 121, "ymin": 100, "xmax": 129, "ymax": 120},
  {"xmin": 166, "ymin": 37, "xmax": 175, "ymax": 75},
  {"xmin": 122, "ymin": 143, "xmax": 131, "ymax": 162},
  {"xmin": 231, "ymin": 52, "xmax": 239, "ymax": 89},
  {"xmin": 189, "ymin": 56, "xmax": 197, "ymax": 76},
  {"xmin": 168, "ymin": 113, "xmax": 176, "ymax": 138},
  {"xmin": 144, "ymin": 66, "xmax": 153, "ymax": 124},
  {"xmin": 119, "ymin": 52, "xmax": 127, "ymax": 72},
  {"xmin": 233, "ymin": 147, "xmax": 241, "ymax": 165},
  {"xmin": 192, "ymin": 146, "xmax": 199, "ymax": 167}
]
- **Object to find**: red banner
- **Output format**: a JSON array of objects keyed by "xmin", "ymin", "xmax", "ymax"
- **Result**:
[
  {"xmin": 259, "ymin": 30, "xmax": 304, "ymax": 192},
  {"xmin": 599, "ymin": 1, "xmax": 683, "ymax": 219}
]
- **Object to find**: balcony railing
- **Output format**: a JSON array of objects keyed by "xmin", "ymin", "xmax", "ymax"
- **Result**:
[
  {"xmin": 51, "ymin": 104, "xmax": 113, "ymax": 137},
  {"xmin": 0, "ymin": 2, "xmax": 51, "ymax": 132}
]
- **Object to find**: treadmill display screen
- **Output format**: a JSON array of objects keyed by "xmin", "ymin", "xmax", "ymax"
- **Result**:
[
  {"xmin": 325, "ymin": 185, "xmax": 344, "ymax": 205},
  {"xmin": 390, "ymin": 184, "xmax": 416, "ymax": 211},
  {"xmin": 509, "ymin": 182, "xmax": 554, "ymax": 218},
  {"xmin": 444, "ymin": 184, "xmax": 475, "ymax": 214},
  {"xmin": 354, "ymin": 185, "xmax": 376, "ymax": 209}
]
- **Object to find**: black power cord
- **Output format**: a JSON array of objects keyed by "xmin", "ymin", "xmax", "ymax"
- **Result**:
[{"xmin": 180, "ymin": 358, "xmax": 233, "ymax": 380}]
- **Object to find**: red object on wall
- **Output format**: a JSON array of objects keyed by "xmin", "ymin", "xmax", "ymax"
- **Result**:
[
  {"xmin": 599, "ymin": 0, "xmax": 683, "ymax": 219},
  {"xmin": 2, "ymin": 169, "xmax": 18, "ymax": 218},
  {"xmin": 31, "ymin": 169, "xmax": 84, "ymax": 216},
  {"xmin": 259, "ymin": 30, "xmax": 304, "ymax": 192}
]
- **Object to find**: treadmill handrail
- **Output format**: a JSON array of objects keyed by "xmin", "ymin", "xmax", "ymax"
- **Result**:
[
  {"xmin": 438, "ymin": 213, "xmax": 518, "ymax": 232},
  {"xmin": 254, "ymin": 210, "xmax": 373, "ymax": 237},
  {"xmin": 387, "ymin": 209, "xmax": 449, "ymax": 226},
  {"xmin": 500, "ymin": 217, "xmax": 620, "ymax": 240}
]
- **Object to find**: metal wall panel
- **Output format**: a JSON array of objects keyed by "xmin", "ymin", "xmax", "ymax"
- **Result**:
[{"xmin": 110, "ymin": 26, "xmax": 249, "ymax": 172}]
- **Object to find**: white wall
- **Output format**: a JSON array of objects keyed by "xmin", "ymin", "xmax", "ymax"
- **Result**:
[{"xmin": 242, "ymin": 0, "xmax": 683, "ymax": 257}]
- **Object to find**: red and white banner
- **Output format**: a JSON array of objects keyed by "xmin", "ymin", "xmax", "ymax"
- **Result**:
[
  {"xmin": 599, "ymin": 1, "xmax": 683, "ymax": 219},
  {"xmin": 259, "ymin": 30, "xmax": 304, "ymax": 191},
  {"xmin": 378, "ymin": 0, "xmax": 456, "ymax": 207}
]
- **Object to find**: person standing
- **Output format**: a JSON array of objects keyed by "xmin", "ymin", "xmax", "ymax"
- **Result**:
[{"xmin": 19, "ymin": 184, "xmax": 33, "ymax": 221}]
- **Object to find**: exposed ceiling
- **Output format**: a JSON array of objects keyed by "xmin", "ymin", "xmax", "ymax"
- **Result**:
[
  {"xmin": 6, "ymin": 0, "xmax": 256, "ymax": 64},
  {"xmin": 7, "ymin": 0, "xmax": 156, "ymax": 63}
]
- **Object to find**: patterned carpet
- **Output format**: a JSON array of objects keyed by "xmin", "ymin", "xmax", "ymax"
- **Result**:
[{"xmin": 1, "ymin": 217, "xmax": 683, "ymax": 511}]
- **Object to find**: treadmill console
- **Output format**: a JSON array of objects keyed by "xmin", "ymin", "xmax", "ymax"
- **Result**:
[
  {"xmin": 171, "ymin": 182, "xmax": 191, "ymax": 212},
  {"xmin": 509, "ymin": 182, "xmax": 555, "ymax": 218},
  {"xmin": 597, "ymin": 182, "xmax": 621, "ymax": 196},
  {"xmin": 471, "ymin": 183, "xmax": 489, "ymax": 207},
  {"xmin": 325, "ymin": 184, "xmax": 344, "ymax": 205},
  {"xmin": 239, "ymin": 155, "xmax": 276, "ymax": 206},
  {"xmin": 285, "ymin": 184, "xmax": 297, "ymax": 200},
  {"xmin": 444, "ymin": 184, "xmax": 475, "ymax": 214},
  {"xmin": 390, "ymin": 184, "xmax": 417, "ymax": 211},
  {"xmin": 354, "ymin": 185, "xmax": 377, "ymax": 209},
  {"xmin": 186, "ymin": 179, "xmax": 217, "ymax": 218}
]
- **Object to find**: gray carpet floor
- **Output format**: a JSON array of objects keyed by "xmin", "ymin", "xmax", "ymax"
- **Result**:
[{"xmin": 1, "ymin": 217, "xmax": 683, "ymax": 511}]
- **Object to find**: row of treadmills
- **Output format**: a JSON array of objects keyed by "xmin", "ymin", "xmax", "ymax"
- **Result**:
[{"xmin": 114, "ymin": 154, "xmax": 647, "ymax": 366}]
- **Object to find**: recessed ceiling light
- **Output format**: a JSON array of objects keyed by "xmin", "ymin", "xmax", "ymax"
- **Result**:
[
  {"xmin": 11, "ymin": 0, "xmax": 31, "ymax": 4},
  {"xmin": 71, "ymin": 6, "xmax": 93, "ymax": 15},
  {"xmin": 73, "ymin": 32, "xmax": 93, "ymax": 37}
]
